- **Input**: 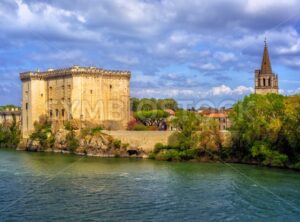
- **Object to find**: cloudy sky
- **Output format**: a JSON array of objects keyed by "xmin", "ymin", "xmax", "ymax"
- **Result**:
[{"xmin": 1, "ymin": 0, "xmax": 300, "ymax": 108}]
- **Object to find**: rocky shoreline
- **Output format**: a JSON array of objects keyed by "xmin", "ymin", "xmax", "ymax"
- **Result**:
[{"xmin": 18, "ymin": 129, "xmax": 148, "ymax": 159}]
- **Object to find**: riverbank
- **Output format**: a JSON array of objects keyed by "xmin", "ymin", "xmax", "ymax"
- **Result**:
[{"xmin": 12, "ymin": 145, "xmax": 300, "ymax": 171}]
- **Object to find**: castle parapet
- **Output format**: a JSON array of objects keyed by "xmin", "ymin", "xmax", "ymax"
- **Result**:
[{"xmin": 20, "ymin": 65, "xmax": 131, "ymax": 81}]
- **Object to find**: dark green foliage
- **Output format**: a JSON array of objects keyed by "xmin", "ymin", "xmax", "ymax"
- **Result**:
[
  {"xmin": 66, "ymin": 130, "xmax": 79, "ymax": 153},
  {"xmin": 0, "ymin": 105, "xmax": 20, "ymax": 111},
  {"xmin": 0, "ymin": 118, "xmax": 20, "ymax": 148},
  {"xmin": 154, "ymin": 143, "xmax": 165, "ymax": 154},
  {"xmin": 131, "ymin": 98, "xmax": 178, "ymax": 112},
  {"xmin": 151, "ymin": 111, "xmax": 223, "ymax": 161},
  {"xmin": 91, "ymin": 126, "xmax": 103, "ymax": 134},
  {"xmin": 30, "ymin": 117, "xmax": 53, "ymax": 149},
  {"xmin": 80, "ymin": 125, "xmax": 103, "ymax": 137},
  {"xmin": 230, "ymin": 93, "xmax": 300, "ymax": 167},
  {"xmin": 134, "ymin": 110, "xmax": 169, "ymax": 127},
  {"xmin": 169, "ymin": 111, "xmax": 201, "ymax": 150},
  {"xmin": 64, "ymin": 121, "xmax": 74, "ymax": 131},
  {"xmin": 132, "ymin": 124, "xmax": 148, "ymax": 131},
  {"xmin": 112, "ymin": 139, "xmax": 121, "ymax": 149}
]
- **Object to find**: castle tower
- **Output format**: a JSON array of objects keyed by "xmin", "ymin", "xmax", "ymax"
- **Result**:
[
  {"xmin": 255, "ymin": 40, "xmax": 279, "ymax": 94},
  {"xmin": 20, "ymin": 66, "xmax": 131, "ymax": 138}
]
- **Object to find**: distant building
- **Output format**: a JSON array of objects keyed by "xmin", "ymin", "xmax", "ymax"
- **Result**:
[
  {"xmin": 164, "ymin": 109, "xmax": 175, "ymax": 116},
  {"xmin": 0, "ymin": 108, "xmax": 21, "ymax": 125},
  {"xmin": 20, "ymin": 66, "xmax": 131, "ymax": 138},
  {"xmin": 201, "ymin": 108, "xmax": 231, "ymax": 131},
  {"xmin": 203, "ymin": 112, "xmax": 231, "ymax": 131},
  {"xmin": 255, "ymin": 40, "xmax": 279, "ymax": 94}
]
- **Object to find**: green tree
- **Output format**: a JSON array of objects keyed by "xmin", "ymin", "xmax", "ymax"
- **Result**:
[
  {"xmin": 169, "ymin": 110, "xmax": 201, "ymax": 150},
  {"xmin": 229, "ymin": 93, "xmax": 300, "ymax": 166},
  {"xmin": 0, "ymin": 117, "xmax": 21, "ymax": 148},
  {"xmin": 134, "ymin": 110, "xmax": 169, "ymax": 127},
  {"xmin": 130, "ymin": 98, "xmax": 178, "ymax": 112}
]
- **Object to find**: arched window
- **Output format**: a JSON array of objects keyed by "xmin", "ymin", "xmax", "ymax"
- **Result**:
[{"xmin": 263, "ymin": 78, "xmax": 266, "ymax": 86}]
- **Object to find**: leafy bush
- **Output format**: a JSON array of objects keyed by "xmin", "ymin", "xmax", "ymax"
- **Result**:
[
  {"xmin": 64, "ymin": 121, "xmax": 74, "ymax": 131},
  {"xmin": 80, "ymin": 125, "xmax": 103, "ymax": 137},
  {"xmin": 154, "ymin": 143, "xmax": 165, "ymax": 154},
  {"xmin": 155, "ymin": 149, "xmax": 181, "ymax": 161},
  {"xmin": 0, "ymin": 119, "xmax": 21, "ymax": 148},
  {"xmin": 251, "ymin": 141, "xmax": 288, "ymax": 167},
  {"xmin": 132, "ymin": 124, "xmax": 148, "ymax": 131},
  {"xmin": 112, "ymin": 139, "xmax": 121, "ymax": 149},
  {"xmin": 91, "ymin": 126, "xmax": 103, "ymax": 134},
  {"xmin": 30, "ymin": 117, "xmax": 53, "ymax": 149},
  {"xmin": 230, "ymin": 93, "xmax": 300, "ymax": 166},
  {"xmin": 66, "ymin": 130, "xmax": 79, "ymax": 153}
]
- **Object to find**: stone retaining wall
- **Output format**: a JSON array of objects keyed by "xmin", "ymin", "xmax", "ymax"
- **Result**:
[{"xmin": 103, "ymin": 130, "xmax": 173, "ymax": 152}]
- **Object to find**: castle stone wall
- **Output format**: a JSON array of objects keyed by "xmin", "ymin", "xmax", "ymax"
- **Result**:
[{"xmin": 20, "ymin": 66, "xmax": 131, "ymax": 138}]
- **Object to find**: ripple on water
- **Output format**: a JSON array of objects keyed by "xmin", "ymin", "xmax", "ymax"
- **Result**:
[{"xmin": 0, "ymin": 150, "xmax": 299, "ymax": 221}]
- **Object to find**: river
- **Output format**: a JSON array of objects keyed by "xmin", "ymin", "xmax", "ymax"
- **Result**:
[{"xmin": 0, "ymin": 149, "xmax": 299, "ymax": 221}]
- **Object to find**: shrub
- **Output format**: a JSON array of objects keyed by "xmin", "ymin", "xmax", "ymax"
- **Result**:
[
  {"xmin": 122, "ymin": 143, "xmax": 129, "ymax": 149},
  {"xmin": 91, "ymin": 126, "xmax": 103, "ymax": 134},
  {"xmin": 155, "ymin": 149, "xmax": 181, "ymax": 161},
  {"xmin": 127, "ymin": 119, "xmax": 139, "ymax": 130},
  {"xmin": 30, "ymin": 118, "xmax": 53, "ymax": 149},
  {"xmin": 132, "ymin": 124, "xmax": 147, "ymax": 131},
  {"xmin": 263, "ymin": 151, "xmax": 288, "ymax": 167},
  {"xmin": 154, "ymin": 143, "xmax": 165, "ymax": 154},
  {"xmin": 66, "ymin": 131, "xmax": 79, "ymax": 153},
  {"xmin": 112, "ymin": 139, "xmax": 121, "ymax": 149},
  {"xmin": 64, "ymin": 121, "xmax": 73, "ymax": 131},
  {"xmin": 251, "ymin": 141, "xmax": 288, "ymax": 167},
  {"xmin": 0, "ymin": 120, "xmax": 21, "ymax": 148},
  {"xmin": 179, "ymin": 149, "xmax": 199, "ymax": 160}
]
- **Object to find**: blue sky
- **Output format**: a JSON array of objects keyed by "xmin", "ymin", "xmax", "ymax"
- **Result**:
[{"xmin": 1, "ymin": 0, "xmax": 300, "ymax": 108}]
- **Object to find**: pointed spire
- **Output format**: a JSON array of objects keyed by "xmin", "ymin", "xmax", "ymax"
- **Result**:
[{"xmin": 261, "ymin": 38, "xmax": 272, "ymax": 74}]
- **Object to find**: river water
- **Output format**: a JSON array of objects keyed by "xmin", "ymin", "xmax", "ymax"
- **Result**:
[{"xmin": 0, "ymin": 149, "xmax": 299, "ymax": 221}]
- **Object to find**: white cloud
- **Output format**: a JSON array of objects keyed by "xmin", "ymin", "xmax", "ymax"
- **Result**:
[
  {"xmin": 214, "ymin": 51, "xmax": 237, "ymax": 62},
  {"xmin": 1, "ymin": 0, "xmax": 300, "ymax": 105},
  {"xmin": 192, "ymin": 63, "xmax": 220, "ymax": 71},
  {"xmin": 209, "ymin": 85, "xmax": 253, "ymax": 96},
  {"xmin": 245, "ymin": 0, "xmax": 298, "ymax": 13}
]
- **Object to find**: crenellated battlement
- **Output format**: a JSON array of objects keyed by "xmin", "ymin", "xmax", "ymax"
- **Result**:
[{"xmin": 20, "ymin": 65, "xmax": 131, "ymax": 81}]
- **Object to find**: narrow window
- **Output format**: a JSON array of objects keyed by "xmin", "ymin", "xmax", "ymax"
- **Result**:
[
  {"xmin": 90, "ymin": 90, "xmax": 93, "ymax": 94},
  {"xmin": 49, "ymin": 110, "xmax": 53, "ymax": 118},
  {"xmin": 62, "ymin": 109, "xmax": 65, "ymax": 117},
  {"xmin": 110, "ymin": 84, "xmax": 112, "ymax": 89},
  {"xmin": 25, "ymin": 103, "xmax": 28, "ymax": 110},
  {"xmin": 56, "ymin": 109, "xmax": 59, "ymax": 117},
  {"xmin": 263, "ymin": 78, "xmax": 266, "ymax": 86}
]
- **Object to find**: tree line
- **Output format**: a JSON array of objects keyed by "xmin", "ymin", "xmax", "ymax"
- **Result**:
[
  {"xmin": 150, "ymin": 94, "xmax": 300, "ymax": 169},
  {"xmin": 131, "ymin": 98, "xmax": 178, "ymax": 112}
]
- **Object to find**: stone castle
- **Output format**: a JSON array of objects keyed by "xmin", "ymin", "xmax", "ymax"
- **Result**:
[
  {"xmin": 20, "ymin": 66, "xmax": 131, "ymax": 138},
  {"xmin": 255, "ymin": 41, "xmax": 279, "ymax": 94}
]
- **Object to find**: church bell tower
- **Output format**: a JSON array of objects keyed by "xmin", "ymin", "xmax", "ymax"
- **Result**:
[{"xmin": 255, "ymin": 40, "xmax": 279, "ymax": 94}]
